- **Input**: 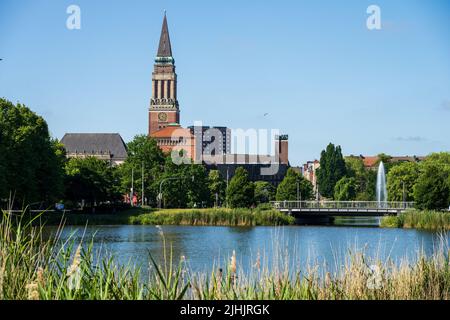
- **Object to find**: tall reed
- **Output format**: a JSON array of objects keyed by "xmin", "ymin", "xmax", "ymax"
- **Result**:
[
  {"xmin": 128, "ymin": 208, "xmax": 295, "ymax": 226},
  {"xmin": 1, "ymin": 209, "xmax": 449, "ymax": 300},
  {"xmin": 381, "ymin": 210, "xmax": 450, "ymax": 231},
  {"xmin": 40, "ymin": 208, "xmax": 295, "ymax": 227}
]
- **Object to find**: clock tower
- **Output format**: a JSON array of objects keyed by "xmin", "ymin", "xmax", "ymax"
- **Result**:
[{"xmin": 149, "ymin": 13, "xmax": 180, "ymax": 136}]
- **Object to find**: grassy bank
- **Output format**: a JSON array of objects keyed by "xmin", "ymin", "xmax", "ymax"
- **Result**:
[
  {"xmin": 128, "ymin": 208, "xmax": 295, "ymax": 226},
  {"xmin": 381, "ymin": 210, "xmax": 450, "ymax": 231},
  {"xmin": 1, "ymin": 210, "xmax": 450, "ymax": 300},
  {"xmin": 39, "ymin": 207, "xmax": 295, "ymax": 227}
]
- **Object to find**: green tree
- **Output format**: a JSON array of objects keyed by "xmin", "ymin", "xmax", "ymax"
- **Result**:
[
  {"xmin": 425, "ymin": 152, "xmax": 450, "ymax": 167},
  {"xmin": 208, "ymin": 170, "xmax": 226, "ymax": 207},
  {"xmin": 413, "ymin": 153, "xmax": 450, "ymax": 210},
  {"xmin": 158, "ymin": 156, "xmax": 189, "ymax": 208},
  {"xmin": 276, "ymin": 168, "xmax": 314, "ymax": 201},
  {"xmin": 316, "ymin": 143, "xmax": 347, "ymax": 199},
  {"xmin": 118, "ymin": 135, "xmax": 165, "ymax": 206},
  {"xmin": 376, "ymin": 153, "xmax": 403, "ymax": 175},
  {"xmin": 65, "ymin": 157, "xmax": 121, "ymax": 208},
  {"xmin": 414, "ymin": 163, "xmax": 449, "ymax": 210},
  {"xmin": 254, "ymin": 181, "xmax": 275, "ymax": 204},
  {"xmin": 345, "ymin": 157, "xmax": 376, "ymax": 200},
  {"xmin": 377, "ymin": 153, "xmax": 392, "ymax": 166},
  {"xmin": 0, "ymin": 98, "xmax": 65, "ymax": 206},
  {"xmin": 0, "ymin": 106, "xmax": 6, "ymax": 199},
  {"xmin": 155, "ymin": 154, "xmax": 210, "ymax": 208},
  {"xmin": 186, "ymin": 164, "xmax": 210, "ymax": 208},
  {"xmin": 334, "ymin": 177, "xmax": 357, "ymax": 201},
  {"xmin": 0, "ymin": 146, "xmax": 6, "ymax": 200},
  {"xmin": 386, "ymin": 162, "xmax": 420, "ymax": 202},
  {"xmin": 226, "ymin": 167, "xmax": 255, "ymax": 208}
]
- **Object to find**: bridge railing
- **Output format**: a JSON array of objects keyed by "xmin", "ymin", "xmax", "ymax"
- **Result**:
[{"xmin": 271, "ymin": 201, "xmax": 415, "ymax": 210}]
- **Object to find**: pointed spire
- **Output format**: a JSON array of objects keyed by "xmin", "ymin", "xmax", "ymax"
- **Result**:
[{"xmin": 157, "ymin": 12, "xmax": 172, "ymax": 57}]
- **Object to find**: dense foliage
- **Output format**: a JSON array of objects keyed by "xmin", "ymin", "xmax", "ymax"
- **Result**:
[
  {"xmin": 0, "ymin": 98, "xmax": 65, "ymax": 207},
  {"xmin": 208, "ymin": 170, "xmax": 226, "ymax": 207},
  {"xmin": 64, "ymin": 157, "xmax": 122, "ymax": 209},
  {"xmin": 386, "ymin": 162, "xmax": 420, "ymax": 202},
  {"xmin": 226, "ymin": 167, "xmax": 255, "ymax": 208},
  {"xmin": 276, "ymin": 168, "xmax": 313, "ymax": 201},
  {"xmin": 413, "ymin": 155, "xmax": 450, "ymax": 210},
  {"xmin": 117, "ymin": 135, "xmax": 165, "ymax": 207},
  {"xmin": 254, "ymin": 181, "xmax": 275, "ymax": 204},
  {"xmin": 334, "ymin": 177, "xmax": 357, "ymax": 201},
  {"xmin": 316, "ymin": 143, "xmax": 347, "ymax": 199},
  {"xmin": 344, "ymin": 157, "xmax": 376, "ymax": 200}
]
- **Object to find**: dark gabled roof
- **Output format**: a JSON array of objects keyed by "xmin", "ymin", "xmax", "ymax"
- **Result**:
[
  {"xmin": 60, "ymin": 133, "xmax": 128, "ymax": 160},
  {"xmin": 157, "ymin": 13, "xmax": 173, "ymax": 57}
]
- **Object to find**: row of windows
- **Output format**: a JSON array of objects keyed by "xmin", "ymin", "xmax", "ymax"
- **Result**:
[{"xmin": 157, "ymin": 138, "xmax": 190, "ymax": 146}]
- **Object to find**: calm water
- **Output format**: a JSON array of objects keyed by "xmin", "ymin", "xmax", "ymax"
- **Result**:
[{"xmin": 44, "ymin": 220, "xmax": 449, "ymax": 276}]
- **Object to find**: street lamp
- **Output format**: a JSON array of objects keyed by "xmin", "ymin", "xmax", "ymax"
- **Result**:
[
  {"xmin": 402, "ymin": 180, "xmax": 406, "ymax": 209},
  {"xmin": 296, "ymin": 177, "xmax": 302, "ymax": 208},
  {"xmin": 141, "ymin": 162, "xmax": 145, "ymax": 207},
  {"xmin": 131, "ymin": 164, "xmax": 145, "ymax": 207},
  {"xmin": 130, "ymin": 167, "xmax": 134, "ymax": 207}
]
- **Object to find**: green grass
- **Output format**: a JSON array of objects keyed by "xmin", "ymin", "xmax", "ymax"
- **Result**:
[
  {"xmin": 39, "ymin": 207, "xmax": 295, "ymax": 227},
  {"xmin": 2, "ymin": 209, "xmax": 450, "ymax": 300},
  {"xmin": 129, "ymin": 208, "xmax": 295, "ymax": 226},
  {"xmin": 381, "ymin": 210, "xmax": 450, "ymax": 231}
]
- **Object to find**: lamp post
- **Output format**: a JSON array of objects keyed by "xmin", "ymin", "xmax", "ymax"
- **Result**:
[
  {"xmin": 296, "ymin": 177, "xmax": 302, "ymax": 208},
  {"xmin": 130, "ymin": 167, "xmax": 134, "ymax": 207},
  {"xmin": 141, "ymin": 162, "xmax": 145, "ymax": 207},
  {"xmin": 402, "ymin": 180, "xmax": 406, "ymax": 209},
  {"xmin": 226, "ymin": 168, "xmax": 229, "ymax": 208}
]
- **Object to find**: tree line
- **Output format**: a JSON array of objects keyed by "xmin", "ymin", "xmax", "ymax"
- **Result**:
[
  {"xmin": 3, "ymin": 99, "xmax": 447, "ymax": 211},
  {"xmin": 316, "ymin": 143, "xmax": 450, "ymax": 210},
  {"xmin": 0, "ymin": 99, "xmax": 313, "ymax": 210}
]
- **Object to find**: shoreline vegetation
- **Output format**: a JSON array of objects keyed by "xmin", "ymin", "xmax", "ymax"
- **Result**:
[
  {"xmin": 1, "ymin": 210, "xmax": 449, "ymax": 300},
  {"xmin": 381, "ymin": 210, "xmax": 450, "ymax": 231},
  {"xmin": 35, "ymin": 207, "xmax": 450, "ymax": 231},
  {"xmin": 38, "ymin": 207, "xmax": 296, "ymax": 227}
]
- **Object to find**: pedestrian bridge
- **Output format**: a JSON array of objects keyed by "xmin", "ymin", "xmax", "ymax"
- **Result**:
[{"xmin": 271, "ymin": 201, "xmax": 414, "ymax": 217}]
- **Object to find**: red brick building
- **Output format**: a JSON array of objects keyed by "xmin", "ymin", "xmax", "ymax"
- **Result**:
[
  {"xmin": 148, "ymin": 13, "xmax": 191, "ymax": 156},
  {"xmin": 151, "ymin": 124, "xmax": 195, "ymax": 160},
  {"xmin": 147, "ymin": 14, "xmax": 290, "ymax": 184}
]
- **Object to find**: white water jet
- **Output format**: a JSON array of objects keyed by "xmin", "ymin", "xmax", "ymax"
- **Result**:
[{"xmin": 376, "ymin": 161, "xmax": 388, "ymax": 208}]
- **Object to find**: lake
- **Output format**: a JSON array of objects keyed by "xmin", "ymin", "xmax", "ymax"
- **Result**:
[{"xmin": 44, "ymin": 219, "xmax": 449, "ymax": 277}]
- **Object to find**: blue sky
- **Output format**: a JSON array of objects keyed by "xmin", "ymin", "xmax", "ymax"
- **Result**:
[{"xmin": 1, "ymin": 0, "xmax": 449, "ymax": 166}]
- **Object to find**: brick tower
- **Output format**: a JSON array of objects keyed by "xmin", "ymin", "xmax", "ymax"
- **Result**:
[{"xmin": 149, "ymin": 13, "xmax": 180, "ymax": 136}]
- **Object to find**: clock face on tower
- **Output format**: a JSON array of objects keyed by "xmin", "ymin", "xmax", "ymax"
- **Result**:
[{"xmin": 158, "ymin": 112, "xmax": 168, "ymax": 122}]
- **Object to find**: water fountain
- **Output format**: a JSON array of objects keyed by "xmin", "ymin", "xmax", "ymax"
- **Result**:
[{"xmin": 376, "ymin": 161, "xmax": 387, "ymax": 208}]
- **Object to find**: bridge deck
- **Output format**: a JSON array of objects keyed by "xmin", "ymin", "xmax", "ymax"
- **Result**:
[{"xmin": 273, "ymin": 201, "xmax": 414, "ymax": 217}]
